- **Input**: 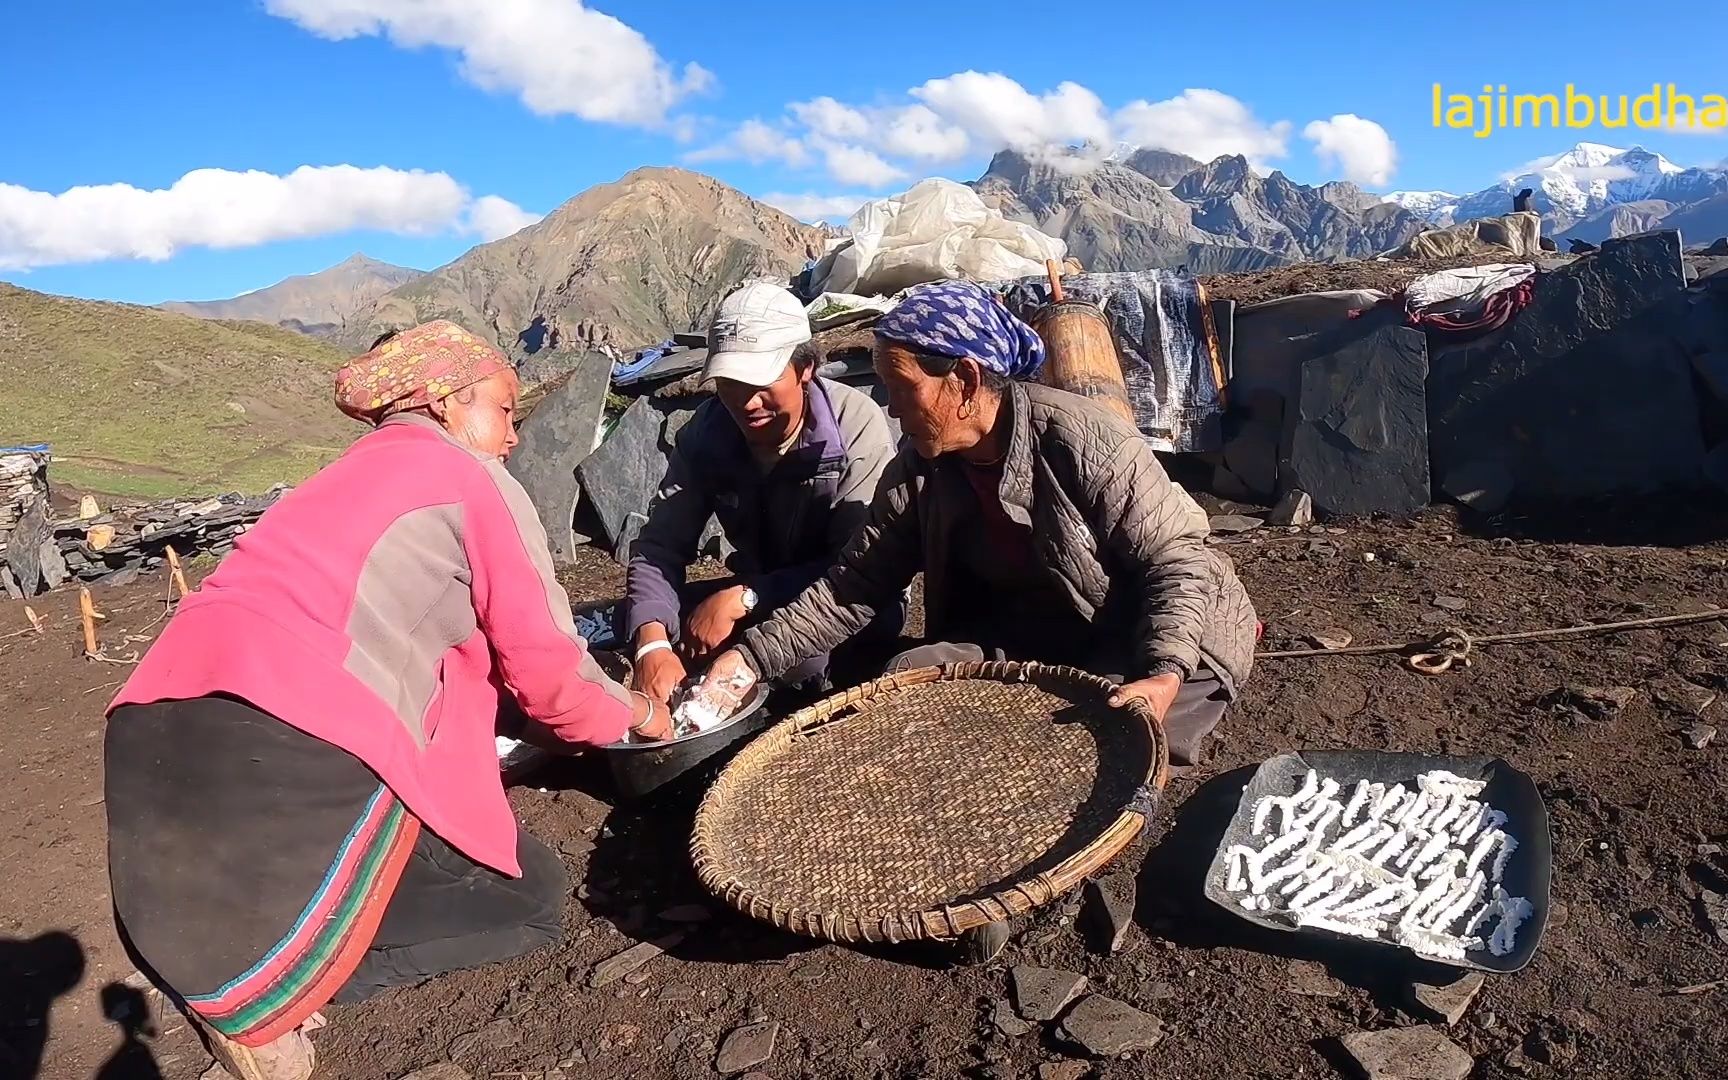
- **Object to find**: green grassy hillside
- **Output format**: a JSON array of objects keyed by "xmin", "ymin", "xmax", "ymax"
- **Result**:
[{"xmin": 0, "ymin": 282, "xmax": 364, "ymax": 498}]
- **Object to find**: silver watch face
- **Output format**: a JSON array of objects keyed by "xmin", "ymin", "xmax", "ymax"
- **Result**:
[{"xmin": 741, "ymin": 587, "xmax": 758, "ymax": 610}]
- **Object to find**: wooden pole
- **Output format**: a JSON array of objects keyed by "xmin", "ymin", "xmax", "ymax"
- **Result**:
[
  {"xmin": 24, "ymin": 606, "xmax": 43, "ymax": 634},
  {"xmin": 1045, "ymin": 258, "xmax": 1066, "ymax": 303},
  {"xmin": 79, "ymin": 587, "xmax": 99, "ymax": 656},
  {"xmin": 164, "ymin": 545, "xmax": 191, "ymax": 600}
]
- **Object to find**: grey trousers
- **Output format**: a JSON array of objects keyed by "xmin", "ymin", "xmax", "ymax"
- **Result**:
[{"xmin": 885, "ymin": 641, "xmax": 1231, "ymax": 767}]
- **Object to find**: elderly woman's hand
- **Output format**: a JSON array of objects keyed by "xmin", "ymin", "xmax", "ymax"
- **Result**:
[
  {"xmin": 628, "ymin": 690, "xmax": 676, "ymax": 742},
  {"xmin": 1108, "ymin": 672, "xmax": 1183, "ymax": 724},
  {"xmin": 684, "ymin": 649, "xmax": 759, "ymax": 725}
]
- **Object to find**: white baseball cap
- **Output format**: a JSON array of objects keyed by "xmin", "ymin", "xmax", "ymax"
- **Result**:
[{"xmin": 702, "ymin": 281, "xmax": 812, "ymax": 387}]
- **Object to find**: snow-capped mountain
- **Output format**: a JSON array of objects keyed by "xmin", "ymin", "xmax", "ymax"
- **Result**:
[
  {"xmin": 1387, "ymin": 142, "xmax": 1728, "ymax": 238},
  {"xmin": 1382, "ymin": 189, "xmax": 1461, "ymax": 224}
]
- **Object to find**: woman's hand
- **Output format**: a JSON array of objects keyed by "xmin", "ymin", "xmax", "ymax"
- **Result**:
[
  {"xmin": 681, "ymin": 586, "xmax": 749, "ymax": 660},
  {"xmin": 628, "ymin": 690, "xmax": 676, "ymax": 742},
  {"xmin": 1107, "ymin": 672, "xmax": 1182, "ymax": 724},
  {"xmin": 632, "ymin": 646, "xmax": 687, "ymax": 711}
]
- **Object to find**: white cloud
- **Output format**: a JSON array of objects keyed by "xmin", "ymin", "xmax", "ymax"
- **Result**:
[
  {"xmin": 265, "ymin": 0, "xmax": 710, "ymax": 129},
  {"xmin": 1114, "ymin": 88, "xmax": 1292, "ymax": 166},
  {"xmin": 465, "ymin": 195, "xmax": 542, "ymax": 241},
  {"xmin": 729, "ymin": 78, "xmax": 1315, "ymax": 185},
  {"xmin": 912, "ymin": 72, "xmax": 1111, "ymax": 153},
  {"xmin": 0, "ymin": 165, "xmax": 521, "ymax": 269},
  {"xmin": 822, "ymin": 144, "xmax": 907, "ymax": 187},
  {"xmin": 790, "ymin": 97, "xmax": 873, "ymax": 142},
  {"xmin": 686, "ymin": 119, "xmax": 808, "ymax": 167},
  {"xmin": 880, "ymin": 105, "xmax": 971, "ymax": 162},
  {"xmin": 758, "ymin": 192, "xmax": 874, "ymax": 223},
  {"xmin": 1303, "ymin": 114, "xmax": 1399, "ymax": 187}
]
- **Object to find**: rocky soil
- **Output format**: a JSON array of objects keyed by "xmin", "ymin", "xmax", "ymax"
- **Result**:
[{"xmin": 4, "ymin": 502, "xmax": 1728, "ymax": 1079}]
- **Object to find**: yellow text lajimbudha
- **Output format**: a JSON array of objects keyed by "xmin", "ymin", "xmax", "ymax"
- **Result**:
[{"xmin": 1434, "ymin": 84, "xmax": 1728, "ymax": 138}]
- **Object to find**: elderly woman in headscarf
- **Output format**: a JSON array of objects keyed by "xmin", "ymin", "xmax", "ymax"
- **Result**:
[
  {"xmin": 102, "ymin": 321, "xmax": 671, "ymax": 1080},
  {"xmin": 699, "ymin": 280, "xmax": 1258, "ymax": 762}
]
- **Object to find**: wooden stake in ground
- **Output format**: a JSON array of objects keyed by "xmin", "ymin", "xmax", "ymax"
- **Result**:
[
  {"xmin": 164, "ymin": 545, "xmax": 191, "ymax": 600},
  {"xmin": 24, "ymin": 606, "xmax": 43, "ymax": 634},
  {"xmin": 79, "ymin": 587, "xmax": 100, "ymax": 657}
]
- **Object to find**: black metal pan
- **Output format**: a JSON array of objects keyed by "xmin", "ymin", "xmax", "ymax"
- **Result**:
[{"xmin": 1201, "ymin": 749, "xmax": 1552, "ymax": 973}]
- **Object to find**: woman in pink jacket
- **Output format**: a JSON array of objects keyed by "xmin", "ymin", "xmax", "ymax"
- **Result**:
[{"xmin": 103, "ymin": 321, "xmax": 671, "ymax": 1080}]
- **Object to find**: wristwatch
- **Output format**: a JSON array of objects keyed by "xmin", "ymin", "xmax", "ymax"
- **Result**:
[{"xmin": 739, "ymin": 586, "xmax": 759, "ymax": 613}]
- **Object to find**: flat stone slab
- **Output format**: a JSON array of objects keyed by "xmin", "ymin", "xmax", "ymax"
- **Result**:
[
  {"xmin": 715, "ymin": 1021, "xmax": 779, "ymax": 1074},
  {"xmin": 1281, "ymin": 320, "xmax": 1430, "ymax": 519},
  {"xmin": 574, "ymin": 397, "xmax": 700, "ymax": 560},
  {"xmin": 1012, "ymin": 966, "xmax": 1088, "ymax": 1022},
  {"xmin": 1700, "ymin": 890, "xmax": 1728, "ymax": 943},
  {"xmin": 1208, "ymin": 513, "xmax": 1263, "ymax": 534},
  {"xmin": 1081, "ymin": 873, "xmax": 1136, "ymax": 955},
  {"xmin": 1651, "ymin": 675, "xmax": 1718, "ymax": 717},
  {"xmin": 506, "ymin": 356, "xmax": 613, "ymax": 564},
  {"xmin": 1684, "ymin": 723, "xmax": 1718, "ymax": 750},
  {"xmin": 1058, "ymin": 995, "xmax": 1165, "ymax": 1057},
  {"xmin": 1340, "ymin": 1026, "xmax": 1473, "ymax": 1080},
  {"xmin": 1409, "ymin": 972, "xmax": 1485, "ymax": 1025},
  {"xmin": 991, "ymin": 1000, "xmax": 1032, "ymax": 1038},
  {"xmin": 588, "ymin": 934, "xmax": 682, "ymax": 988},
  {"xmin": 1268, "ymin": 488, "xmax": 1313, "ymax": 526}
]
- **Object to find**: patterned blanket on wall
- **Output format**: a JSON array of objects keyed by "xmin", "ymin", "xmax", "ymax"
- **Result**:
[{"xmin": 996, "ymin": 269, "xmax": 1229, "ymax": 454}]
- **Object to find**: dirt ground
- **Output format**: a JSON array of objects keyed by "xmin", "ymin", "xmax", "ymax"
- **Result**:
[{"xmin": 4, "ymin": 500, "xmax": 1728, "ymax": 1080}]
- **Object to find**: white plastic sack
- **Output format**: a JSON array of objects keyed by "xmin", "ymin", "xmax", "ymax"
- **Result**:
[
  {"xmin": 814, "ymin": 178, "xmax": 1066, "ymax": 297},
  {"xmin": 803, "ymin": 291, "xmax": 895, "ymax": 330},
  {"xmin": 1404, "ymin": 263, "xmax": 1536, "ymax": 312}
]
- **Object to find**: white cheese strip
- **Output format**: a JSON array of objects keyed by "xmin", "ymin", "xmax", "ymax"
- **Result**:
[
  {"xmin": 1340, "ymin": 780, "xmax": 1371, "ymax": 828},
  {"xmin": 1490, "ymin": 834, "xmax": 1520, "ymax": 884}
]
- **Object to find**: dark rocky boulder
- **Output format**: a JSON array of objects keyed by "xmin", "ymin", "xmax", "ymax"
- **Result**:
[
  {"xmin": 1428, "ymin": 230, "xmax": 1703, "ymax": 501},
  {"xmin": 505, "ymin": 357, "xmax": 614, "ymax": 564}
]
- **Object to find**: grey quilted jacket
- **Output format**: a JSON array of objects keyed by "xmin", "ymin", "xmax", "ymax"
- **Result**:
[{"xmin": 738, "ymin": 381, "xmax": 1258, "ymax": 693}]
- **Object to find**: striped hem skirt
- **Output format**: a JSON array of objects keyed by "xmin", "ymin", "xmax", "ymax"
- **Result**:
[{"xmin": 105, "ymin": 695, "xmax": 423, "ymax": 1047}]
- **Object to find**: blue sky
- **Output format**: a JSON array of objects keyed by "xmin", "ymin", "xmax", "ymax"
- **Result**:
[{"xmin": 3, "ymin": 0, "xmax": 1725, "ymax": 305}]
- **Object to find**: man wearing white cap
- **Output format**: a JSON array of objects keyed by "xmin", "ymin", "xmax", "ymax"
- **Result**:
[{"xmin": 623, "ymin": 281, "xmax": 901, "ymax": 709}]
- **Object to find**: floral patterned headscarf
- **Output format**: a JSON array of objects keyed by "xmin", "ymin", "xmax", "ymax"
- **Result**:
[
  {"xmin": 873, "ymin": 280, "xmax": 1047, "ymax": 380},
  {"xmin": 334, "ymin": 320, "xmax": 511, "ymax": 424}
]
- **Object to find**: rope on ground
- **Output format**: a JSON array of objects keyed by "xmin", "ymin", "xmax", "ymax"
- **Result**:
[{"xmin": 1256, "ymin": 608, "xmax": 1728, "ymax": 676}]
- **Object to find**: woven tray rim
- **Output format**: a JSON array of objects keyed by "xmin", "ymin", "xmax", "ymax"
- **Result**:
[{"xmin": 690, "ymin": 659, "xmax": 1170, "ymax": 944}]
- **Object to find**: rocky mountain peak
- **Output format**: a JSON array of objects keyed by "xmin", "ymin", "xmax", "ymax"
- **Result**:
[
  {"xmin": 1173, "ymin": 155, "xmax": 1257, "ymax": 200},
  {"xmin": 340, "ymin": 167, "xmax": 826, "ymax": 367},
  {"xmin": 1122, "ymin": 147, "xmax": 1204, "ymax": 186}
]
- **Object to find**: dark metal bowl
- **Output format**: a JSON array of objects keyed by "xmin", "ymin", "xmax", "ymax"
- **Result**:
[{"xmin": 600, "ymin": 682, "xmax": 774, "ymax": 801}]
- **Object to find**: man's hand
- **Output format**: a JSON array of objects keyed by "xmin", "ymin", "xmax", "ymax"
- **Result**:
[
  {"xmin": 1108, "ymin": 672, "xmax": 1183, "ymax": 724},
  {"xmin": 632, "ymin": 647, "xmax": 687, "ymax": 710},
  {"xmin": 682, "ymin": 585, "xmax": 749, "ymax": 660}
]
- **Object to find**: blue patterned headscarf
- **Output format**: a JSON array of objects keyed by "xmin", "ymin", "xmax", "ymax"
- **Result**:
[{"xmin": 874, "ymin": 280, "xmax": 1047, "ymax": 380}]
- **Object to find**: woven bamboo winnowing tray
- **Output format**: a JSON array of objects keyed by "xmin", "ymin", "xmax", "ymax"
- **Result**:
[{"xmin": 691, "ymin": 661, "xmax": 1168, "ymax": 944}]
